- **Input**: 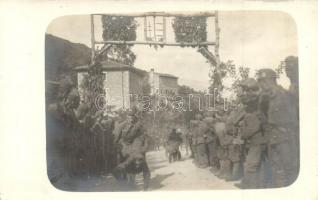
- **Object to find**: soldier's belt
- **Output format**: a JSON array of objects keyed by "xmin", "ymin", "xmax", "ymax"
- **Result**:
[{"xmin": 267, "ymin": 124, "xmax": 287, "ymax": 132}]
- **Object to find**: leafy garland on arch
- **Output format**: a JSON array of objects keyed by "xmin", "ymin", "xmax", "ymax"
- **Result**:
[
  {"xmin": 101, "ymin": 15, "xmax": 138, "ymax": 66},
  {"xmin": 172, "ymin": 16, "xmax": 207, "ymax": 47}
]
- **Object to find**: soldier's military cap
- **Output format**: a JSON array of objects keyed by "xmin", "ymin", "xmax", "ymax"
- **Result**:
[
  {"xmin": 239, "ymin": 78, "xmax": 259, "ymax": 90},
  {"xmin": 285, "ymin": 56, "xmax": 298, "ymax": 65},
  {"xmin": 257, "ymin": 68, "xmax": 277, "ymax": 80}
]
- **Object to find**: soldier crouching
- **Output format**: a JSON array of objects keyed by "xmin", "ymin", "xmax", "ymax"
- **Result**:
[{"xmin": 113, "ymin": 109, "xmax": 151, "ymax": 191}]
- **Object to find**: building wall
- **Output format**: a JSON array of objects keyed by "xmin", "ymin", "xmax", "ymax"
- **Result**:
[
  {"xmin": 129, "ymin": 72, "xmax": 143, "ymax": 95},
  {"xmin": 159, "ymin": 76, "xmax": 178, "ymax": 95},
  {"xmin": 77, "ymin": 71, "xmax": 130, "ymax": 110},
  {"xmin": 104, "ymin": 71, "xmax": 130, "ymax": 110}
]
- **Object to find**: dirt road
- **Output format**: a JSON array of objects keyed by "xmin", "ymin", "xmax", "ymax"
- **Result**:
[
  {"xmin": 55, "ymin": 148, "xmax": 238, "ymax": 191},
  {"xmin": 145, "ymin": 148, "xmax": 238, "ymax": 190}
]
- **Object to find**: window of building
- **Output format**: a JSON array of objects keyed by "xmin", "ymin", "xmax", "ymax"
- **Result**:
[{"xmin": 102, "ymin": 72, "xmax": 107, "ymax": 82}]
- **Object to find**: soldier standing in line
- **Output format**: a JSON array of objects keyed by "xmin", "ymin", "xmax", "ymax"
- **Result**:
[
  {"xmin": 223, "ymin": 103, "xmax": 245, "ymax": 182},
  {"xmin": 284, "ymin": 56, "xmax": 300, "ymax": 173},
  {"xmin": 203, "ymin": 116, "xmax": 220, "ymax": 174},
  {"xmin": 189, "ymin": 120, "xmax": 199, "ymax": 163},
  {"xmin": 234, "ymin": 78, "xmax": 267, "ymax": 188},
  {"xmin": 284, "ymin": 56, "xmax": 299, "ymax": 101},
  {"xmin": 214, "ymin": 121, "xmax": 232, "ymax": 179},
  {"xmin": 226, "ymin": 121, "xmax": 244, "ymax": 182},
  {"xmin": 56, "ymin": 76, "xmax": 81, "ymax": 176},
  {"xmin": 90, "ymin": 110, "xmax": 115, "ymax": 175},
  {"xmin": 257, "ymin": 69, "xmax": 298, "ymax": 187},
  {"xmin": 194, "ymin": 114, "xmax": 210, "ymax": 168}
]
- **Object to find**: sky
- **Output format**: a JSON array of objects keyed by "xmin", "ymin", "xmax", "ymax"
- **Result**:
[{"xmin": 46, "ymin": 11, "xmax": 298, "ymax": 95}]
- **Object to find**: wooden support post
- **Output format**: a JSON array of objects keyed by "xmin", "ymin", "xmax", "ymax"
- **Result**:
[
  {"xmin": 214, "ymin": 11, "xmax": 221, "ymax": 91},
  {"xmin": 91, "ymin": 14, "xmax": 95, "ymax": 65},
  {"xmin": 214, "ymin": 11, "xmax": 220, "ymax": 67}
]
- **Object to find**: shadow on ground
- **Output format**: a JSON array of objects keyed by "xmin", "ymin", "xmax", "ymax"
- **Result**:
[{"xmin": 149, "ymin": 172, "xmax": 175, "ymax": 190}]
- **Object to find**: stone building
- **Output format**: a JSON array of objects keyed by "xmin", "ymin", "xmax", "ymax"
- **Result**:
[
  {"xmin": 75, "ymin": 61, "xmax": 179, "ymax": 110},
  {"xmin": 148, "ymin": 68, "xmax": 179, "ymax": 95}
]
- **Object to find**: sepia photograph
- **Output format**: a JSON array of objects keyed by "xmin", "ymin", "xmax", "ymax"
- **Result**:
[{"xmin": 45, "ymin": 11, "xmax": 299, "ymax": 191}]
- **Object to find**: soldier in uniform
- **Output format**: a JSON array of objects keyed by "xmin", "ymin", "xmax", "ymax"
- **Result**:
[
  {"xmin": 234, "ymin": 78, "xmax": 267, "ymax": 188},
  {"xmin": 189, "ymin": 120, "xmax": 199, "ymax": 162},
  {"xmin": 193, "ymin": 114, "xmax": 210, "ymax": 168},
  {"xmin": 90, "ymin": 110, "xmax": 115, "ymax": 175},
  {"xmin": 257, "ymin": 69, "xmax": 298, "ymax": 187},
  {"xmin": 284, "ymin": 56, "xmax": 299, "ymax": 101},
  {"xmin": 214, "ymin": 121, "xmax": 232, "ymax": 179},
  {"xmin": 225, "ymin": 117, "xmax": 244, "ymax": 182},
  {"xmin": 284, "ymin": 56, "xmax": 300, "ymax": 177},
  {"xmin": 114, "ymin": 109, "xmax": 151, "ymax": 190},
  {"xmin": 167, "ymin": 128, "xmax": 182, "ymax": 162},
  {"xmin": 203, "ymin": 116, "xmax": 220, "ymax": 173}
]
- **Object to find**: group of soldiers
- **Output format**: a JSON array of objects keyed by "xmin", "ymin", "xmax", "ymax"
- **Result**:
[
  {"xmin": 48, "ymin": 56, "xmax": 298, "ymax": 190},
  {"xmin": 48, "ymin": 75, "xmax": 151, "ymax": 190},
  {"xmin": 188, "ymin": 56, "xmax": 299, "ymax": 189}
]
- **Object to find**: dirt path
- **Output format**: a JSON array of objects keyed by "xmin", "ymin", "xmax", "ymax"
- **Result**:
[
  {"xmin": 146, "ymin": 148, "xmax": 238, "ymax": 191},
  {"xmin": 54, "ymin": 148, "xmax": 238, "ymax": 191}
]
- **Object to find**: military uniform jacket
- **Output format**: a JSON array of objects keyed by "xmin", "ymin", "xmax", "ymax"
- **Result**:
[
  {"xmin": 241, "ymin": 112, "xmax": 267, "ymax": 145},
  {"xmin": 265, "ymin": 86, "xmax": 298, "ymax": 144},
  {"xmin": 228, "ymin": 143, "xmax": 241, "ymax": 162},
  {"xmin": 217, "ymin": 134, "xmax": 232, "ymax": 159},
  {"xmin": 195, "ymin": 121, "xmax": 209, "ymax": 144},
  {"xmin": 117, "ymin": 120, "xmax": 144, "ymax": 144},
  {"xmin": 189, "ymin": 120, "xmax": 199, "ymax": 145}
]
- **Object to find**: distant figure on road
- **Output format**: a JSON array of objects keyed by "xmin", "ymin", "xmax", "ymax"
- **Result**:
[{"xmin": 167, "ymin": 128, "xmax": 183, "ymax": 162}]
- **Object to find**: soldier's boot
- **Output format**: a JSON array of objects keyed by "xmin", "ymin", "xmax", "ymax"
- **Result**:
[
  {"xmin": 235, "ymin": 171, "xmax": 258, "ymax": 189},
  {"xmin": 218, "ymin": 160, "xmax": 227, "ymax": 178},
  {"xmin": 142, "ymin": 162, "xmax": 151, "ymax": 191},
  {"xmin": 226, "ymin": 162, "xmax": 242, "ymax": 181},
  {"xmin": 209, "ymin": 158, "xmax": 220, "ymax": 175},
  {"xmin": 271, "ymin": 170, "xmax": 288, "ymax": 188},
  {"xmin": 219, "ymin": 160, "xmax": 232, "ymax": 179},
  {"xmin": 210, "ymin": 166, "xmax": 220, "ymax": 176}
]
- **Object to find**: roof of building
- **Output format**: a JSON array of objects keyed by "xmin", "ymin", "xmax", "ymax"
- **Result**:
[
  {"xmin": 156, "ymin": 72, "xmax": 178, "ymax": 79},
  {"xmin": 75, "ymin": 60, "xmax": 178, "ymax": 79},
  {"xmin": 74, "ymin": 60, "xmax": 147, "ymax": 76}
]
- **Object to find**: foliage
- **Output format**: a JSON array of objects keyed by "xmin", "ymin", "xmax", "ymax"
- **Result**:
[
  {"xmin": 101, "ymin": 16, "xmax": 138, "ymax": 65},
  {"xmin": 275, "ymin": 61, "xmax": 285, "ymax": 78},
  {"xmin": 178, "ymin": 85, "xmax": 206, "ymax": 126},
  {"xmin": 231, "ymin": 66, "xmax": 250, "ymax": 93},
  {"xmin": 172, "ymin": 16, "xmax": 207, "ymax": 47},
  {"xmin": 80, "ymin": 63, "xmax": 106, "ymax": 112},
  {"xmin": 208, "ymin": 60, "xmax": 236, "ymax": 94},
  {"xmin": 45, "ymin": 34, "xmax": 91, "ymax": 103}
]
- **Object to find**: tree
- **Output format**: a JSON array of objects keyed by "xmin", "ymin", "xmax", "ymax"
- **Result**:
[
  {"xmin": 101, "ymin": 16, "xmax": 138, "ymax": 65},
  {"xmin": 231, "ymin": 66, "xmax": 250, "ymax": 92},
  {"xmin": 80, "ymin": 63, "xmax": 106, "ymax": 112}
]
